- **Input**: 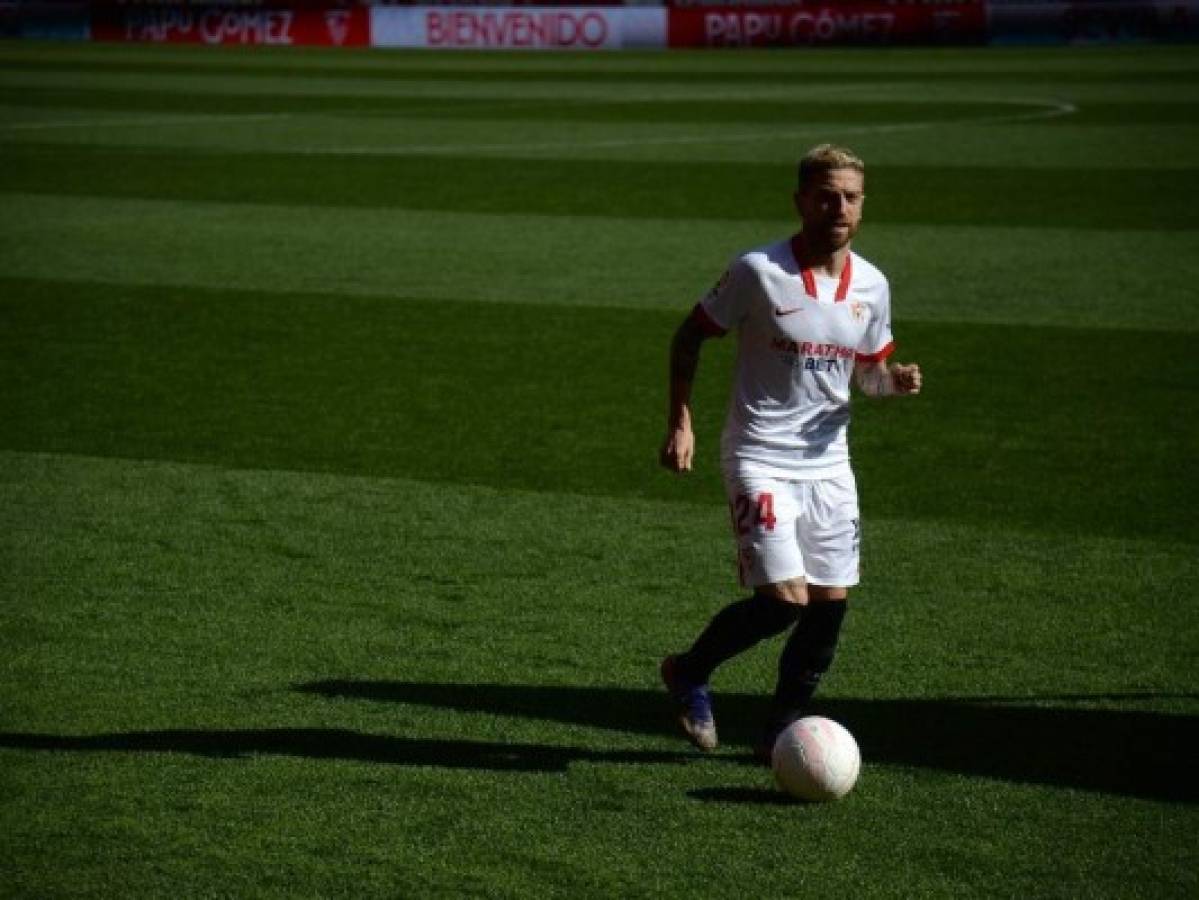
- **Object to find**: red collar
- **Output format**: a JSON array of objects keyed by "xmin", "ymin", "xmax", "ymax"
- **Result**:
[{"xmin": 791, "ymin": 233, "xmax": 852, "ymax": 302}]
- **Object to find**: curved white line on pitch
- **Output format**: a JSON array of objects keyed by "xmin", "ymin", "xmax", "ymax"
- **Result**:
[
  {"xmin": 295, "ymin": 98, "xmax": 1078, "ymax": 157},
  {"xmin": 0, "ymin": 112, "xmax": 293, "ymax": 132}
]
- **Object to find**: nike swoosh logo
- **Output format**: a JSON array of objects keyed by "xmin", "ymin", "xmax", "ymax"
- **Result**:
[{"xmin": 775, "ymin": 307, "xmax": 804, "ymax": 317}]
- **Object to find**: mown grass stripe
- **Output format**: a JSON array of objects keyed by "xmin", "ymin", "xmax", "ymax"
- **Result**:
[
  {"xmin": 2, "ymin": 143, "xmax": 1195, "ymax": 230},
  {"xmin": 2, "ymin": 279, "xmax": 1195, "ymax": 541},
  {"xmin": 6, "ymin": 55, "xmax": 1199, "ymax": 85},
  {"xmin": 3, "ymin": 42, "xmax": 1198, "ymax": 78},
  {"xmin": 3, "ymin": 199, "xmax": 1196, "ymax": 332},
  {"xmin": 3, "ymin": 85, "xmax": 1196, "ymax": 126}
]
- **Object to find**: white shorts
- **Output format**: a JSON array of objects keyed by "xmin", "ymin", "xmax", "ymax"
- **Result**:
[{"xmin": 723, "ymin": 470, "xmax": 860, "ymax": 589}]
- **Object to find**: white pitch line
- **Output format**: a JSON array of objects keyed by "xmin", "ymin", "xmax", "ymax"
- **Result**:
[
  {"xmin": 294, "ymin": 98, "xmax": 1078, "ymax": 157},
  {"xmin": 0, "ymin": 112, "xmax": 292, "ymax": 132}
]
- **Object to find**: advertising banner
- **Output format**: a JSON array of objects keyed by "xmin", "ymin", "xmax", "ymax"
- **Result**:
[
  {"xmin": 668, "ymin": 2, "xmax": 986, "ymax": 47},
  {"xmin": 92, "ymin": 6, "xmax": 369, "ymax": 46},
  {"xmin": 13, "ymin": 0, "xmax": 1194, "ymax": 50},
  {"xmin": 372, "ymin": 6, "xmax": 667, "ymax": 50},
  {"xmin": 986, "ymin": 1, "xmax": 1199, "ymax": 44}
]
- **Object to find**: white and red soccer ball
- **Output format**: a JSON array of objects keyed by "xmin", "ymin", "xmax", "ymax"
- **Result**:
[{"xmin": 772, "ymin": 716, "xmax": 861, "ymax": 802}]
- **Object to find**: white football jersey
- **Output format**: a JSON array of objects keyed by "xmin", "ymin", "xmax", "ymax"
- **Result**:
[{"xmin": 694, "ymin": 234, "xmax": 894, "ymax": 480}]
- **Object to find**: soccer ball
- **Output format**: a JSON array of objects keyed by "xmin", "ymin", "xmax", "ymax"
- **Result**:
[{"xmin": 772, "ymin": 716, "xmax": 861, "ymax": 802}]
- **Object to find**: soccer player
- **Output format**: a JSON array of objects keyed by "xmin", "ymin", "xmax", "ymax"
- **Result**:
[{"xmin": 658, "ymin": 144, "xmax": 921, "ymax": 760}]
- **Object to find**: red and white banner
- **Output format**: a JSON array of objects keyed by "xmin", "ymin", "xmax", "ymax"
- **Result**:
[
  {"xmin": 668, "ymin": 2, "xmax": 986, "ymax": 47},
  {"xmin": 38, "ymin": 1, "xmax": 1199, "ymax": 50},
  {"xmin": 92, "ymin": 6, "xmax": 369, "ymax": 46},
  {"xmin": 372, "ymin": 6, "xmax": 666, "ymax": 50}
]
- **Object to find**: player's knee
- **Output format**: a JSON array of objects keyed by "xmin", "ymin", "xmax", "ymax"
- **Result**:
[
  {"xmin": 756, "ymin": 579, "xmax": 808, "ymax": 606},
  {"xmin": 808, "ymin": 585, "xmax": 849, "ymax": 602},
  {"xmin": 748, "ymin": 590, "xmax": 804, "ymax": 633}
]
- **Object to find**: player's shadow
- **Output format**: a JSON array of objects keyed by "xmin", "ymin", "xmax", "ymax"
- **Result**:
[
  {"xmin": 0, "ymin": 728, "xmax": 687, "ymax": 773},
  {"xmin": 296, "ymin": 680, "xmax": 1199, "ymax": 803},
  {"xmin": 3, "ymin": 682, "xmax": 1193, "ymax": 803}
]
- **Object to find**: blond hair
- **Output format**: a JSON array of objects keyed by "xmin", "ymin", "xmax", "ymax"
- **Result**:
[{"xmin": 798, "ymin": 144, "xmax": 865, "ymax": 191}]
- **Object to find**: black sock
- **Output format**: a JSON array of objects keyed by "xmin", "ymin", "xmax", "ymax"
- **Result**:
[
  {"xmin": 771, "ymin": 599, "xmax": 848, "ymax": 721},
  {"xmin": 678, "ymin": 593, "xmax": 802, "ymax": 685}
]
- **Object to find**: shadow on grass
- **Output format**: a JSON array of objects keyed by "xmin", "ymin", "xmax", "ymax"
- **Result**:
[
  {"xmin": 0, "ymin": 729, "xmax": 687, "ymax": 773},
  {"xmin": 295, "ymin": 681, "xmax": 1198, "ymax": 803},
  {"xmin": 3, "ymin": 683, "xmax": 1193, "ymax": 803}
]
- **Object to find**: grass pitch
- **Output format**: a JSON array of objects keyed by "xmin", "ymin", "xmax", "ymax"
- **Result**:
[{"xmin": 1, "ymin": 41, "xmax": 1197, "ymax": 898}]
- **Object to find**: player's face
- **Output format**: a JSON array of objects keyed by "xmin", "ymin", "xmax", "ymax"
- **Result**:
[{"xmin": 794, "ymin": 168, "xmax": 865, "ymax": 254}]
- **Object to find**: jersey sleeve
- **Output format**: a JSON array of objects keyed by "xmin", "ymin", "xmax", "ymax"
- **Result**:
[
  {"xmin": 855, "ymin": 280, "xmax": 895, "ymax": 363},
  {"xmin": 692, "ymin": 256, "xmax": 755, "ymax": 337}
]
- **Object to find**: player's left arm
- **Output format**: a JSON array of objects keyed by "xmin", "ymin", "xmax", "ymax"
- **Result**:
[
  {"xmin": 854, "ymin": 359, "xmax": 922, "ymax": 397},
  {"xmin": 855, "ymin": 282, "xmax": 919, "ymax": 397}
]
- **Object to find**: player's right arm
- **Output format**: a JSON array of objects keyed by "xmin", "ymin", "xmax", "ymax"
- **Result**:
[
  {"xmin": 660, "ymin": 314, "xmax": 709, "ymax": 473},
  {"xmin": 661, "ymin": 257, "xmax": 747, "ymax": 472}
]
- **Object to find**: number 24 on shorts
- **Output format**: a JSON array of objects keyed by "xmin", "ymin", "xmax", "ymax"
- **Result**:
[{"xmin": 732, "ymin": 493, "xmax": 777, "ymax": 534}]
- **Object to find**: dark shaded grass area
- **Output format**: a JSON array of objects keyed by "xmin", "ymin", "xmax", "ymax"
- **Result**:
[
  {"xmin": 0, "ymin": 88, "xmax": 1018, "ymax": 123},
  {"xmin": 289, "ymin": 682, "xmax": 1192, "ymax": 803},
  {"xmin": 3, "ymin": 685, "xmax": 1194, "ymax": 802},
  {"xmin": 5, "ymin": 86, "xmax": 1194, "ymax": 126},
  {"xmin": 5, "ymin": 54, "xmax": 1199, "ymax": 86},
  {"xmin": 2, "ymin": 277, "xmax": 1195, "ymax": 541},
  {"xmin": 0, "ymin": 729, "xmax": 689, "ymax": 775},
  {"xmin": 2, "ymin": 144, "xmax": 1194, "ymax": 229}
]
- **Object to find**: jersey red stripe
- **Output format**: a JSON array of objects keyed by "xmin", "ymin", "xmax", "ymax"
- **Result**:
[
  {"xmin": 834, "ymin": 254, "xmax": 853, "ymax": 302},
  {"xmin": 855, "ymin": 341, "xmax": 895, "ymax": 363},
  {"xmin": 800, "ymin": 268, "xmax": 818, "ymax": 299},
  {"xmin": 791, "ymin": 232, "xmax": 853, "ymax": 301}
]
